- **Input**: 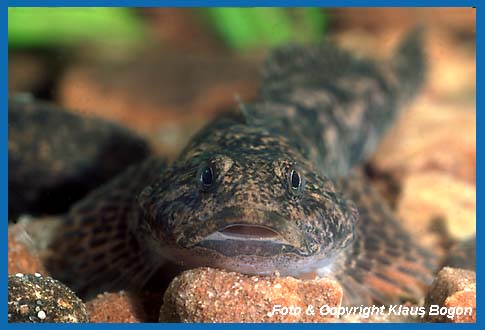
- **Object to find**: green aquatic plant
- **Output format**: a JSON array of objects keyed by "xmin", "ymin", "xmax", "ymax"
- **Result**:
[
  {"xmin": 203, "ymin": 8, "xmax": 327, "ymax": 51},
  {"xmin": 8, "ymin": 7, "xmax": 146, "ymax": 48}
]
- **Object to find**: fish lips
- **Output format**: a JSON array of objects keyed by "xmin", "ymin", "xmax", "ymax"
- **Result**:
[
  {"xmin": 178, "ymin": 207, "xmax": 315, "ymax": 257},
  {"xmin": 195, "ymin": 225, "xmax": 307, "ymax": 257}
]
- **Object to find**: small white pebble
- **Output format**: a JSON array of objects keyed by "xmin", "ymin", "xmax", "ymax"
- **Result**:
[
  {"xmin": 34, "ymin": 273, "xmax": 42, "ymax": 278},
  {"xmin": 15, "ymin": 273, "xmax": 24, "ymax": 278},
  {"xmin": 37, "ymin": 310, "xmax": 46, "ymax": 320}
]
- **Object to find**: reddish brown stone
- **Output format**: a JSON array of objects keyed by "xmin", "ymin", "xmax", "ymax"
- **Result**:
[
  {"xmin": 160, "ymin": 267, "xmax": 342, "ymax": 323},
  {"xmin": 86, "ymin": 292, "xmax": 143, "ymax": 323},
  {"xmin": 8, "ymin": 228, "xmax": 46, "ymax": 276},
  {"xmin": 371, "ymin": 95, "xmax": 476, "ymax": 250},
  {"xmin": 330, "ymin": 8, "xmax": 475, "ymax": 36},
  {"xmin": 86, "ymin": 291, "xmax": 164, "ymax": 323},
  {"xmin": 444, "ymin": 290, "xmax": 476, "ymax": 323},
  {"xmin": 424, "ymin": 267, "xmax": 476, "ymax": 322}
]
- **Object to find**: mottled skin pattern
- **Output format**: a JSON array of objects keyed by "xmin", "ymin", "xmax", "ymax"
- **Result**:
[{"xmin": 46, "ymin": 29, "xmax": 438, "ymax": 305}]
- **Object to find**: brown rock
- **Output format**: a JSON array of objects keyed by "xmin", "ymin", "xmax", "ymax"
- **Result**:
[
  {"xmin": 373, "ymin": 96, "xmax": 476, "ymax": 185},
  {"xmin": 160, "ymin": 267, "xmax": 342, "ymax": 323},
  {"xmin": 426, "ymin": 32, "xmax": 476, "ymax": 99},
  {"xmin": 330, "ymin": 8, "xmax": 475, "ymax": 37},
  {"xmin": 86, "ymin": 291, "xmax": 163, "ymax": 323},
  {"xmin": 444, "ymin": 290, "xmax": 476, "ymax": 323},
  {"xmin": 8, "ymin": 225, "xmax": 46, "ymax": 275},
  {"xmin": 424, "ymin": 267, "xmax": 476, "ymax": 322},
  {"xmin": 397, "ymin": 173, "xmax": 475, "ymax": 247},
  {"xmin": 371, "ymin": 95, "xmax": 476, "ymax": 249}
]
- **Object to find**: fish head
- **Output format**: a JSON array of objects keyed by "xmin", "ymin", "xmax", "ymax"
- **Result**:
[{"xmin": 139, "ymin": 125, "xmax": 358, "ymax": 276}]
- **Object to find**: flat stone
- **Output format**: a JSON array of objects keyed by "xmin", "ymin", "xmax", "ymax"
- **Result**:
[{"xmin": 160, "ymin": 267, "xmax": 343, "ymax": 323}]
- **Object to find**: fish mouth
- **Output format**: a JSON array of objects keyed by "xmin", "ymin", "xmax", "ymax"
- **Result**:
[
  {"xmin": 194, "ymin": 224, "xmax": 306, "ymax": 257},
  {"xmin": 177, "ymin": 207, "xmax": 313, "ymax": 256},
  {"xmin": 213, "ymin": 224, "xmax": 283, "ymax": 241}
]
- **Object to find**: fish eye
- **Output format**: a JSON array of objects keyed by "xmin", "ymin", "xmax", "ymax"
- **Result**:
[
  {"xmin": 288, "ymin": 168, "xmax": 305, "ymax": 196},
  {"xmin": 291, "ymin": 170, "xmax": 300, "ymax": 188},
  {"xmin": 198, "ymin": 164, "xmax": 214, "ymax": 189}
]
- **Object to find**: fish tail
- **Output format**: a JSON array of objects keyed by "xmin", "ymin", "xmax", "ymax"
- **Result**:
[
  {"xmin": 259, "ymin": 28, "xmax": 427, "ymax": 177},
  {"xmin": 392, "ymin": 26, "xmax": 426, "ymax": 103}
]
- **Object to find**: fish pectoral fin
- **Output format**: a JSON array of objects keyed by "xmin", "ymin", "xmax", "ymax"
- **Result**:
[
  {"xmin": 44, "ymin": 158, "xmax": 168, "ymax": 300},
  {"xmin": 334, "ymin": 173, "xmax": 439, "ymax": 306}
]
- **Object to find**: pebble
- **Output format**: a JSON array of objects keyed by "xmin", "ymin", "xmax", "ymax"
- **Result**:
[
  {"xmin": 86, "ymin": 291, "xmax": 163, "ymax": 323},
  {"xmin": 8, "ymin": 273, "xmax": 88, "ymax": 322},
  {"xmin": 8, "ymin": 228, "xmax": 46, "ymax": 275},
  {"xmin": 424, "ymin": 267, "xmax": 476, "ymax": 322}
]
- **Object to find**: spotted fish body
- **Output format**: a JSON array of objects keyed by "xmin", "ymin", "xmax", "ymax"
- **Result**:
[{"xmin": 46, "ymin": 29, "xmax": 437, "ymax": 305}]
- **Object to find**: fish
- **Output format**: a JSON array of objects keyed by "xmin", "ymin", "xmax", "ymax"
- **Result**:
[{"xmin": 45, "ymin": 28, "xmax": 438, "ymax": 305}]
